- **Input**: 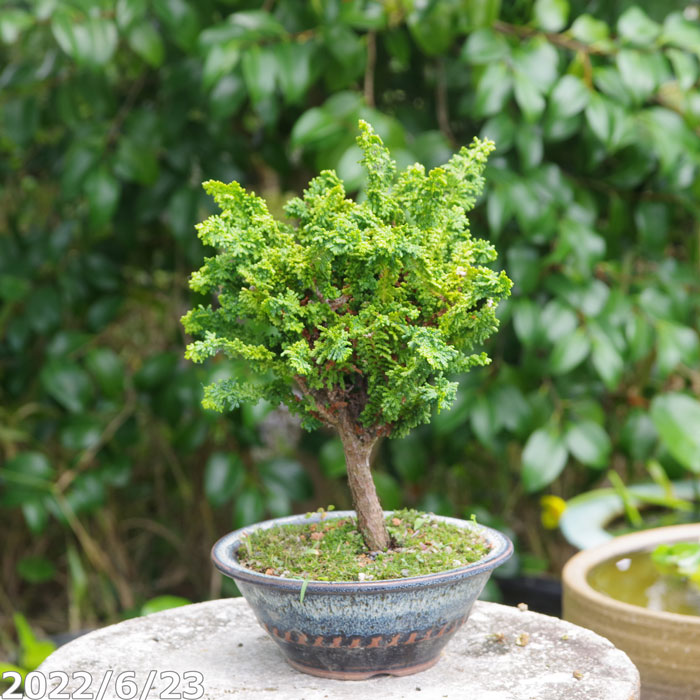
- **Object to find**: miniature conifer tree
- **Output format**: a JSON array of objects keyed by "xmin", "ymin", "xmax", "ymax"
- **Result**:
[{"xmin": 182, "ymin": 121, "xmax": 511, "ymax": 552}]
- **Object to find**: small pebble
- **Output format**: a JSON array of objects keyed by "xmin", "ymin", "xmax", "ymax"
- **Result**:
[
  {"xmin": 517, "ymin": 602, "xmax": 528, "ymax": 612},
  {"xmin": 515, "ymin": 632, "xmax": 530, "ymax": 647},
  {"xmin": 573, "ymin": 670, "xmax": 584, "ymax": 681}
]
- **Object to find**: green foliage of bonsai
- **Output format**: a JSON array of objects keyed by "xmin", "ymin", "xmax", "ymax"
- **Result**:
[{"xmin": 182, "ymin": 121, "xmax": 511, "ymax": 551}]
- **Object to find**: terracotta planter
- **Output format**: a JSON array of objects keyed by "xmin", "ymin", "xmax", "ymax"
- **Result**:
[
  {"xmin": 562, "ymin": 523, "xmax": 700, "ymax": 700},
  {"xmin": 212, "ymin": 510, "xmax": 512, "ymax": 680}
]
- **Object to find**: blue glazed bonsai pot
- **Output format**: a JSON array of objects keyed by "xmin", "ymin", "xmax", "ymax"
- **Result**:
[{"xmin": 211, "ymin": 510, "xmax": 513, "ymax": 680}]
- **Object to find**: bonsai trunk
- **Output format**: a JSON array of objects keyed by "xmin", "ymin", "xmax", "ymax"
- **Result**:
[{"xmin": 339, "ymin": 430, "xmax": 391, "ymax": 551}]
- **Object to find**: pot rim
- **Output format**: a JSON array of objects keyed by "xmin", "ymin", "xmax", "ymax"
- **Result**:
[
  {"xmin": 211, "ymin": 510, "xmax": 513, "ymax": 594},
  {"xmin": 562, "ymin": 522, "xmax": 700, "ymax": 626}
]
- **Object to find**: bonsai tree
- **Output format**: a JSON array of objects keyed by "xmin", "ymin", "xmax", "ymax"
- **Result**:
[{"xmin": 182, "ymin": 121, "xmax": 511, "ymax": 552}]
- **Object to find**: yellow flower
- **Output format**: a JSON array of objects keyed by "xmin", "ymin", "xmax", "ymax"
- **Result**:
[{"xmin": 540, "ymin": 495, "xmax": 567, "ymax": 530}]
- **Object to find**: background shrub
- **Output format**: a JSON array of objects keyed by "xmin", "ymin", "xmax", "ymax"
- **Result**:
[{"xmin": 1, "ymin": 0, "xmax": 699, "ymax": 643}]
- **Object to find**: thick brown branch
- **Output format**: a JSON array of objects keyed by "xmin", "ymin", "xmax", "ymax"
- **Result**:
[
  {"xmin": 294, "ymin": 376, "xmax": 338, "ymax": 427},
  {"xmin": 338, "ymin": 424, "xmax": 389, "ymax": 551}
]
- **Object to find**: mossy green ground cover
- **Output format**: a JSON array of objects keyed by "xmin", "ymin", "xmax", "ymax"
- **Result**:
[{"xmin": 237, "ymin": 510, "xmax": 491, "ymax": 582}]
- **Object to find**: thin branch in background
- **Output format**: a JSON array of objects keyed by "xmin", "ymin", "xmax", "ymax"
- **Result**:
[
  {"xmin": 436, "ymin": 59, "xmax": 456, "ymax": 148},
  {"xmin": 493, "ymin": 20, "xmax": 613, "ymax": 56},
  {"xmin": 580, "ymin": 50, "xmax": 593, "ymax": 88},
  {"xmin": 106, "ymin": 76, "xmax": 147, "ymax": 147},
  {"xmin": 364, "ymin": 31, "xmax": 376, "ymax": 108}
]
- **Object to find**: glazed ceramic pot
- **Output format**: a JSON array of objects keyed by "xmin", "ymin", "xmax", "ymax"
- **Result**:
[
  {"xmin": 563, "ymin": 523, "xmax": 700, "ymax": 700},
  {"xmin": 212, "ymin": 510, "xmax": 513, "ymax": 680}
]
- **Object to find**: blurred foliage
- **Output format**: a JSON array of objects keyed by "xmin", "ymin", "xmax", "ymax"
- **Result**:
[{"xmin": 1, "ymin": 0, "xmax": 700, "ymax": 640}]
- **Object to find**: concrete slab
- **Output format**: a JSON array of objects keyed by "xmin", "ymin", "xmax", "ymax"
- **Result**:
[{"xmin": 37, "ymin": 598, "xmax": 640, "ymax": 699}]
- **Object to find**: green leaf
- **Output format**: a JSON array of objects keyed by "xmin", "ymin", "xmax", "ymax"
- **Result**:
[
  {"xmin": 512, "ymin": 299, "xmax": 541, "ymax": 346},
  {"xmin": 40, "ymin": 359, "xmax": 93, "ymax": 413},
  {"xmin": 62, "ymin": 142, "xmax": 101, "ymax": 197},
  {"xmin": 51, "ymin": 13, "xmax": 118, "ymax": 66},
  {"xmin": 260, "ymin": 458, "xmax": 312, "ymax": 501},
  {"xmin": 85, "ymin": 167, "xmax": 120, "ymax": 228},
  {"xmin": 209, "ymin": 74, "xmax": 246, "ymax": 119},
  {"xmin": 373, "ymin": 471, "xmax": 401, "ymax": 510},
  {"xmin": 17, "ymin": 556, "xmax": 56, "ymax": 583},
  {"xmin": 461, "ymin": 28, "xmax": 509, "ymax": 64},
  {"xmin": 507, "ymin": 245, "xmax": 540, "ymax": 294},
  {"xmin": 474, "ymin": 62, "xmax": 512, "ymax": 117},
  {"xmin": 515, "ymin": 123, "xmax": 543, "ymax": 170},
  {"xmin": 116, "ymin": 0, "xmax": 145, "ymax": 29},
  {"xmin": 651, "ymin": 393, "xmax": 700, "ymax": 473},
  {"xmin": 565, "ymin": 420, "xmax": 611, "ymax": 468},
  {"xmin": 585, "ymin": 93, "xmax": 628, "ymax": 150},
  {"xmin": 128, "ymin": 22, "xmax": 165, "ymax": 67},
  {"xmin": 242, "ymin": 45, "xmax": 277, "ymax": 105},
  {"xmin": 275, "ymin": 41, "xmax": 315, "ymax": 105},
  {"xmin": 233, "ymin": 487, "xmax": 264, "ymax": 528},
  {"xmin": 656, "ymin": 320, "xmax": 700, "ymax": 377},
  {"xmin": 60, "ymin": 417, "xmax": 103, "ymax": 451},
  {"xmin": 549, "ymin": 328, "xmax": 591, "ymax": 374},
  {"xmin": 620, "ymin": 411, "xmax": 656, "ymax": 461},
  {"xmin": 5, "ymin": 452, "xmax": 54, "ymax": 481},
  {"xmin": 204, "ymin": 452, "xmax": 245, "ymax": 507},
  {"xmin": 589, "ymin": 326, "xmax": 624, "ymax": 389},
  {"xmin": 570, "ymin": 14, "xmax": 609, "ymax": 44},
  {"xmin": 549, "ymin": 75, "xmax": 589, "ymax": 118},
  {"xmin": 0, "ymin": 9, "xmax": 33, "ymax": 44},
  {"xmin": 85, "ymin": 348, "xmax": 125, "ymax": 398},
  {"xmin": 225, "ymin": 10, "xmax": 287, "ymax": 40},
  {"xmin": 464, "ymin": 0, "xmax": 501, "ymax": 29},
  {"xmin": 319, "ymin": 439, "xmax": 347, "ymax": 478},
  {"xmin": 541, "ymin": 300, "xmax": 577, "ymax": 343},
  {"xmin": 666, "ymin": 48, "xmax": 698, "ymax": 90},
  {"xmin": 512, "ymin": 39, "xmax": 559, "ymax": 92},
  {"xmin": 534, "ymin": 0, "xmax": 569, "ymax": 32},
  {"xmin": 134, "ymin": 353, "xmax": 178, "ymax": 389},
  {"xmin": 153, "ymin": 0, "xmax": 199, "ymax": 50},
  {"xmin": 141, "ymin": 596, "xmax": 190, "ymax": 615},
  {"xmin": 22, "ymin": 501, "xmax": 49, "ymax": 535},
  {"xmin": 616, "ymin": 50, "xmax": 658, "ymax": 103},
  {"xmin": 407, "ymin": 2, "xmax": 456, "ymax": 55},
  {"xmin": 0, "ymin": 274, "xmax": 30, "ymax": 302},
  {"xmin": 15, "ymin": 614, "xmax": 55, "ymax": 671},
  {"xmin": 617, "ymin": 6, "xmax": 661, "ymax": 46},
  {"xmin": 522, "ymin": 427, "xmax": 568, "ymax": 492},
  {"xmin": 290, "ymin": 107, "xmax": 341, "ymax": 149},
  {"xmin": 202, "ymin": 43, "xmax": 240, "ymax": 90},
  {"xmin": 661, "ymin": 12, "xmax": 700, "ymax": 54},
  {"xmin": 470, "ymin": 394, "xmax": 500, "ymax": 445},
  {"xmin": 114, "ymin": 138, "xmax": 159, "ymax": 185}
]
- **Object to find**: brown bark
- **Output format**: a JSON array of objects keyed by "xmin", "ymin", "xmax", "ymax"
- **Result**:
[
  {"xmin": 338, "ymin": 427, "xmax": 390, "ymax": 552},
  {"xmin": 293, "ymin": 375, "xmax": 390, "ymax": 551}
]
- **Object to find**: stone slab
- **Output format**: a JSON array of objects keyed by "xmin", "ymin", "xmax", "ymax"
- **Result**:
[{"xmin": 37, "ymin": 598, "xmax": 640, "ymax": 700}]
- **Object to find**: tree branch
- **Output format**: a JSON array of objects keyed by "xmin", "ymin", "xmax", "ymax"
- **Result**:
[
  {"xmin": 436, "ymin": 58, "xmax": 456, "ymax": 148},
  {"xmin": 364, "ymin": 31, "xmax": 376, "ymax": 108}
]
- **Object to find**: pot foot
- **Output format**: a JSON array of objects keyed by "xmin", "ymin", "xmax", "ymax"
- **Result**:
[{"xmin": 285, "ymin": 653, "xmax": 442, "ymax": 680}]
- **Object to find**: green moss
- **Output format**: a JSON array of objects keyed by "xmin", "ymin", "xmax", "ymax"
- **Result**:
[{"xmin": 237, "ymin": 510, "xmax": 492, "ymax": 582}]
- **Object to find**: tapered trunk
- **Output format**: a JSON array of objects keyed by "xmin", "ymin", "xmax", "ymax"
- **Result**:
[{"xmin": 339, "ymin": 429, "xmax": 391, "ymax": 551}]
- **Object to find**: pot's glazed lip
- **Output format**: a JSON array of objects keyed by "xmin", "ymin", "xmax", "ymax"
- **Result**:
[
  {"xmin": 563, "ymin": 522, "xmax": 700, "ymax": 626},
  {"xmin": 211, "ymin": 510, "xmax": 513, "ymax": 593}
]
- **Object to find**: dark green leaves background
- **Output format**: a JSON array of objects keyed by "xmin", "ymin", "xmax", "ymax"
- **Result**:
[{"xmin": 1, "ymin": 0, "xmax": 699, "ymax": 639}]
